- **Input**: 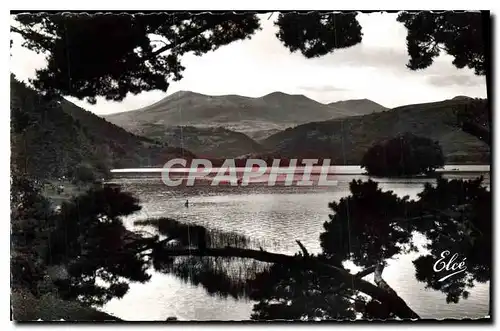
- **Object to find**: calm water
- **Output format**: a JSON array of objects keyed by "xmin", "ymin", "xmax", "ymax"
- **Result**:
[{"xmin": 102, "ymin": 166, "xmax": 490, "ymax": 321}]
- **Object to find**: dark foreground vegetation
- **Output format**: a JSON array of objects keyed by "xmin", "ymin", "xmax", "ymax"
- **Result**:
[{"xmin": 11, "ymin": 165, "xmax": 491, "ymax": 320}]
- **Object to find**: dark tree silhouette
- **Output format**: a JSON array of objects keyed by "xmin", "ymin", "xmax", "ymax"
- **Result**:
[
  {"xmin": 247, "ymin": 258, "xmax": 358, "ymax": 321},
  {"xmin": 361, "ymin": 133, "xmax": 445, "ymax": 177},
  {"xmin": 411, "ymin": 177, "xmax": 491, "ymax": 304},
  {"xmin": 12, "ymin": 13, "xmax": 260, "ymax": 103},
  {"xmin": 396, "ymin": 12, "xmax": 486, "ymax": 75},
  {"xmin": 245, "ymin": 178, "xmax": 489, "ymax": 320},
  {"xmin": 11, "ymin": 175, "xmax": 158, "ymax": 307},
  {"xmin": 320, "ymin": 180, "xmax": 417, "ymax": 267},
  {"xmin": 11, "ymin": 171, "xmax": 54, "ymax": 296},
  {"xmin": 274, "ymin": 12, "xmax": 362, "ymax": 58}
]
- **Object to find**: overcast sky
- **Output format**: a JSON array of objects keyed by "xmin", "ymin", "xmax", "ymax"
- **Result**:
[{"xmin": 10, "ymin": 12, "xmax": 487, "ymax": 115}]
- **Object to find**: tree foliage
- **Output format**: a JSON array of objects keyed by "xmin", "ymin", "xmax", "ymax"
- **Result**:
[
  {"xmin": 13, "ymin": 13, "xmax": 260, "ymax": 103},
  {"xmin": 247, "ymin": 258, "xmax": 357, "ymax": 321},
  {"xmin": 274, "ymin": 12, "xmax": 362, "ymax": 58},
  {"xmin": 11, "ymin": 171, "xmax": 54, "ymax": 295},
  {"xmin": 254, "ymin": 177, "xmax": 490, "ymax": 319},
  {"xmin": 397, "ymin": 11, "xmax": 486, "ymax": 75},
  {"xmin": 11, "ymin": 172, "xmax": 158, "ymax": 307},
  {"xmin": 411, "ymin": 177, "xmax": 491, "ymax": 304},
  {"xmin": 320, "ymin": 180, "xmax": 416, "ymax": 267},
  {"xmin": 49, "ymin": 186, "xmax": 158, "ymax": 306},
  {"xmin": 361, "ymin": 133, "xmax": 445, "ymax": 177}
]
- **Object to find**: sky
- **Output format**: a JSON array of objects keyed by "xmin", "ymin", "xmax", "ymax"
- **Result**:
[{"xmin": 10, "ymin": 12, "xmax": 487, "ymax": 116}]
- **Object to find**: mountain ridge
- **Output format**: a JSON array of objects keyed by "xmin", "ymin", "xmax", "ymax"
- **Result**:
[
  {"xmin": 103, "ymin": 91, "xmax": 388, "ymax": 141},
  {"xmin": 105, "ymin": 90, "xmax": 388, "ymax": 116}
]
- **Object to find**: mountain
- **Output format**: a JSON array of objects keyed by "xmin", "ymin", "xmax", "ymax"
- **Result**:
[
  {"xmin": 103, "ymin": 91, "xmax": 388, "ymax": 141},
  {"xmin": 328, "ymin": 99, "xmax": 389, "ymax": 116},
  {"xmin": 10, "ymin": 78, "xmax": 195, "ymax": 179},
  {"xmin": 259, "ymin": 98, "xmax": 490, "ymax": 164},
  {"xmin": 452, "ymin": 95, "xmax": 473, "ymax": 101},
  {"xmin": 139, "ymin": 125, "xmax": 267, "ymax": 158}
]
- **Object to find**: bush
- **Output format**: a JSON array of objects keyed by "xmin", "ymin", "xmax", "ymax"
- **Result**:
[{"xmin": 361, "ymin": 133, "xmax": 445, "ymax": 177}]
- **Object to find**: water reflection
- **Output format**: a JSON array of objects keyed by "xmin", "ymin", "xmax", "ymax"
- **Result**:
[{"xmin": 103, "ymin": 171, "xmax": 490, "ymax": 321}]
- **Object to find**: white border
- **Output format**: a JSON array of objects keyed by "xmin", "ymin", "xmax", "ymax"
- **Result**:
[
  {"xmin": 4, "ymin": 0, "xmax": 500, "ymax": 11},
  {"xmin": 2, "ymin": 1, "xmax": 499, "ymax": 331}
]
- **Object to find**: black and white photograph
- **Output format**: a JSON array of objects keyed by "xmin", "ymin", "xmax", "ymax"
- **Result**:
[{"xmin": 8, "ymin": 8, "xmax": 492, "ymax": 322}]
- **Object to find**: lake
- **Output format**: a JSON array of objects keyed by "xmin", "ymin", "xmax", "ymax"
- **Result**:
[{"xmin": 102, "ymin": 165, "xmax": 490, "ymax": 321}]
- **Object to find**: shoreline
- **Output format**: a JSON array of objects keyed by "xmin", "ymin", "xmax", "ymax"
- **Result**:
[{"xmin": 110, "ymin": 164, "xmax": 490, "ymax": 174}]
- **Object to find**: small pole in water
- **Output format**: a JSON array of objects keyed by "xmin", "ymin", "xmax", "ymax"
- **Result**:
[{"xmin": 185, "ymin": 199, "xmax": 189, "ymax": 208}]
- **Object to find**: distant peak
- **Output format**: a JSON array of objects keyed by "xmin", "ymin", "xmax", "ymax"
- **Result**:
[
  {"xmin": 452, "ymin": 95, "xmax": 472, "ymax": 100},
  {"xmin": 262, "ymin": 91, "xmax": 312, "ymax": 100},
  {"xmin": 332, "ymin": 98, "xmax": 370, "ymax": 103},
  {"xmin": 160, "ymin": 90, "xmax": 208, "ymax": 103},
  {"xmin": 330, "ymin": 98, "xmax": 386, "ymax": 107},
  {"xmin": 263, "ymin": 91, "xmax": 290, "ymax": 98},
  {"xmin": 168, "ymin": 90, "xmax": 196, "ymax": 97}
]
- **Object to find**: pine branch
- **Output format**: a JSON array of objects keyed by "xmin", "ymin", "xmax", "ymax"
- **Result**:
[
  {"xmin": 153, "ymin": 245, "xmax": 420, "ymax": 319},
  {"xmin": 146, "ymin": 22, "xmax": 219, "ymax": 59},
  {"xmin": 374, "ymin": 262, "xmax": 398, "ymax": 296}
]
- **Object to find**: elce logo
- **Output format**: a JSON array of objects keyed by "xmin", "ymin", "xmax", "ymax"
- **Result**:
[{"xmin": 433, "ymin": 250, "xmax": 467, "ymax": 282}]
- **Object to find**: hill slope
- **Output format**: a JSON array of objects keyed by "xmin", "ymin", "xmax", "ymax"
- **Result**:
[
  {"xmin": 260, "ymin": 98, "xmax": 490, "ymax": 164},
  {"xmin": 103, "ymin": 91, "xmax": 387, "ymax": 140},
  {"xmin": 328, "ymin": 98, "xmax": 389, "ymax": 116},
  {"xmin": 10, "ymin": 79, "xmax": 195, "ymax": 179},
  {"xmin": 140, "ymin": 124, "xmax": 267, "ymax": 158}
]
